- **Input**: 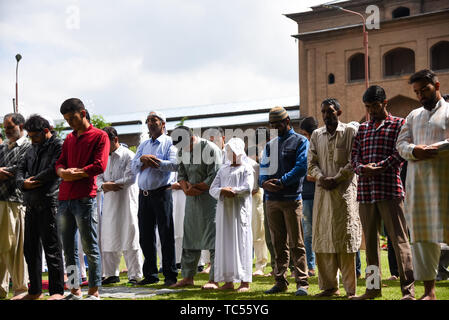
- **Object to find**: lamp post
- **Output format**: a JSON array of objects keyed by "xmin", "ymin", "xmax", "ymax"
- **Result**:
[
  {"xmin": 15, "ymin": 54, "xmax": 22, "ymax": 113},
  {"xmin": 322, "ymin": 4, "xmax": 370, "ymax": 121}
]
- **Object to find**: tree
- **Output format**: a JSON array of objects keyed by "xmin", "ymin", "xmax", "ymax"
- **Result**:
[
  {"xmin": 53, "ymin": 121, "xmax": 66, "ymax": 139},
  {"xmin": 90, "ymin": 114, "xmax": 111, "ymax": 129},
  {"xmin": 176, "ymin": 116, "xmax": 188, "ymax": 127},
  {"xmin": 0, "ymin": 125, "xmax": 5, "ymax": 142},
  {"xmin": 53, "ymin": 114, "xmax": 111, "ymax": 139}
]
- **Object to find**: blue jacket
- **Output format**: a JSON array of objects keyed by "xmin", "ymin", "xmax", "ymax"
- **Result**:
[{"xmin": 259, "ymin": 128, "xmax": 309, "ymax": 201}]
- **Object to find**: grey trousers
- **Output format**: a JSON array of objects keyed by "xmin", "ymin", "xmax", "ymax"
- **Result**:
[{"xmin": 181, "ymin": 248, "xmax": 215, "ymax": 282}]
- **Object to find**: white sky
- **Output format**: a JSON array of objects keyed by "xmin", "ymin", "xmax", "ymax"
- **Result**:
[{"xmin": 0, "ymin": 0, "xmax": 329, "ymax": 120}]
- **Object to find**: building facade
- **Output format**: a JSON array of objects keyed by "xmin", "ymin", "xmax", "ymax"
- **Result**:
[
  {"xmin": 57, "ymin": 97, "xmax": 301, "ymax": 148},
  {"xmin": 286, "ymin": 0, "xmax": 449, "ymax": 123}
]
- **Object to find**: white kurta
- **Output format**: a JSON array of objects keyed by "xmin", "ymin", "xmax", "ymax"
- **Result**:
[
  {"xmin": 172, "ymin": 188, "xmax": 186, "ymax": 264},
  {"xmin": 396, "ymin": 98, "xmax": 449, "ymax": 244},
  {"xmin": 210, "ymin": 164, "xmax": 254, "ymax": 283},
  {"xmin": 157, "ymin": 173, "xmax": 186, "ymax": 265},
  {"xmin": 98, "ymin": 146, "xmax": 140, "ymax": 252}
]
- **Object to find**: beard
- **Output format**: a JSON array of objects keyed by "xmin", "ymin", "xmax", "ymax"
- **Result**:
[
  {"xmin": 421, "ymin": 91, "xmax": 438, "ymax": 110},
  {"xmin": 324, "ymin": 118, "xmax": 338, "ymax": 128}
]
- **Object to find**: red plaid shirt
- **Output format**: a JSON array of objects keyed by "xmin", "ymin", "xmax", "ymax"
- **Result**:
[{"xmin": 351, "ymin": 114, "xmax": 405, "ymax": 203}]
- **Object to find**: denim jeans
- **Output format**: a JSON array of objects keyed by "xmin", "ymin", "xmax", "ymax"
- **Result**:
[
  {"xmin": 57, "ymin": 197, "xmax": 102, "ymax": 288},
  {"xmin": 302, "ymin": 199, "xmax": 315, "ymax": 270}
]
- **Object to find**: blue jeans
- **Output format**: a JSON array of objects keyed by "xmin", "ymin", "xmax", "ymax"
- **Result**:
[
  {"xmin": 302, "ymin": 199, "xmax": 315, "ymax": 270},
  {"xmin": 356, "ymin": 250, "xmax": 361, "ymax": 277},
  {"xmin": 57, "ymin": 197, "xmax": 102, "ymax": 288}
]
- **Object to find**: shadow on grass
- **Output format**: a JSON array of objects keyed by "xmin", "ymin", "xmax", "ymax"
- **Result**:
[{"xmin": 28, "ymin": 269, "xmax": 449, "ymax": 301}]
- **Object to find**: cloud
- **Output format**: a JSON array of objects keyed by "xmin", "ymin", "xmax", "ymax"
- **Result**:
[{"xmin": 0, "ymin": 0, "xmax": 326, "ymax": 120}]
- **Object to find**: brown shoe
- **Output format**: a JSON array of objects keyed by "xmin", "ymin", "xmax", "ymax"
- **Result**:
[
  {"xmin": 314, "ymin": 289, "xmax": 340, "ymax": 297},
  {"xmin": 349, "ymin": 290, "xmax": 382, "ymax": 300},
  {"xmin": 400, "ymin": 294, "xmax": 415, "ymax": 300}
]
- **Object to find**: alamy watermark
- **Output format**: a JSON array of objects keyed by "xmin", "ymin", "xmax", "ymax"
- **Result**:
[
  {"xmin": 365, "ymin": 265, "xmax": 381, "ymax": 290},
  {"xmin": 170, "ymin": 127, "xmax": 280, "ymax": 175},
  {"xmin": 366, "ymin": 5, "xmax": 380, "ymax": 30},
  {"xmin": 66, "ymin": 3, "xmax": 80, "ymax": 30},
  {"xmin": 66, "ymin": 264, "xmax": 81, "ymax": 289}
]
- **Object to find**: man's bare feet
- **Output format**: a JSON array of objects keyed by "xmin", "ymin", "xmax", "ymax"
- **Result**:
[
  {"xmin": 201, "ymin": 281, "xmax": 219, "ymax": 290},
  {"xmin": 419, "ymin": 280, "xmax": 437, "ymax": 300},
  {"xmin": 170, "ymin": 277, "xmax": 194, "ymax": 288},
  {"xmin": 14, "ymin": 293, "xmax": 43, "ymax": 300},
  {"xmin": 47, "ymin": 294, "xmax": 65, "ymax": 300},
  {"xmin": 87, "ymin": 286, "xmax": 100, "ymax": 298},
  {"xmin": 9, "ymin": 292, "xmax": 28, "ymax": 300},
  {"xmin": 419, "ymin": 294, "xmax": 437, "ymax": 300},
  {"xmin": 237, "ymin": 282, "xmax": 250, "ymax": 293},
  {"xmin": 252, "ymin": 270, "xmax": 264, "ymax": 276},
  {"xmin": 218, "ymin": 282, "xmax": 234, "ymax": 290},
  {"xmin": 314, "ymin": 289, "xmax": 340, "ymax": 297},
  {"xmin": 201, "ymin": 264, "xmax": 211, "ymax": 274}
]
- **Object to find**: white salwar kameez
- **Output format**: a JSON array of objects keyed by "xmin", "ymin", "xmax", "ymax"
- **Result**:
[
  {"xmin": 157, "ymin": 173, "xmax": 186, "ymax": 266},
  {"xmin": 97, "ymin": 145, "xmax": 143, "ymax": 280},
  {"xmin": 209, "ymin": 138, "xmax": 254, "ymax": 283}
]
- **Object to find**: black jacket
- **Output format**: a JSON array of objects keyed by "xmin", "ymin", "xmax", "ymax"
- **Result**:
[{"xmin": 16, "ymin": 133, "xmax": 63, "ymax": 207}]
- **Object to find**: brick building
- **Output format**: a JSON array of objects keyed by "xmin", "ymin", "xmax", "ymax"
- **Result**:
[{"xmin": 286, "ymin": 0, "xmax": 449, "ymax": 123}]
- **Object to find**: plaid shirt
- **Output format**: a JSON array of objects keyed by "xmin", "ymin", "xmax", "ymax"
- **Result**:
[
  {"xmin": 351, "ymin": 114, "xmax": 405, "ymax": 203},
  {"xmin": 0, "ymin": 135, "xmax": 31, "ymax": 203}
]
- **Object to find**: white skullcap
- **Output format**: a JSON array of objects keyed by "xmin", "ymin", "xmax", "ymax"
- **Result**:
[{"xmin": 148, "ymin": 111, "xmax": 166, "ymax": 123}]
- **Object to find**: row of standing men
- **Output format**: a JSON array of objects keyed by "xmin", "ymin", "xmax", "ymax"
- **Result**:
[{"xmin": 0, "ymin": 68, "xmax": 448, "ymax": 300}]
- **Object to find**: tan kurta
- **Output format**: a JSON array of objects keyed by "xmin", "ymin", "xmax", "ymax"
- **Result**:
[{"xmin": 308, "ymin": 122, "xmax": 361, "ymax": 253}]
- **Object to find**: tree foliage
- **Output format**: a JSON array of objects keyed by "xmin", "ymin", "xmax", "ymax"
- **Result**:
[
  {"xmin": 53, "ymin": 114, "xmax": 111, "ymax": 139},
  {"xmin": 90, "ymin": 114, "xmax": 111, "ymax": 129},
  {"xmin": 176, "ymin": 116, "xmax": 188, "ymax": 127}
]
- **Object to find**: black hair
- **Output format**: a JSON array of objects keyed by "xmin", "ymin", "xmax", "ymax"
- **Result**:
[
  {"xmin": 24, "ymin": 114, "xmax": 51, "ymax": 132},
  {"xmin": 409, "ymin": 69, "xmax": 438, "ymax": 86},
  {"xmin": 60, "ymin": 98, "xmax": 86, "ymax": 115},
  {"xmin": 206, "ymin": 127, "xmax": 225, "ymax": 136},
  {"xmin": 4, "ymin": 113, "xmax": 25, "ymax": 126},
  {"xmin": 363, "ymin": 85, "xmax": 387, "ymax": 103},
  {"xmin": 299, "ymin": 117, "xmax": 318, "ymax": 135},
  {"xmin": 171, "ymin": 125, "xmax": 193, "ymax": 145},
  {"xmin": 321, "ymin": 98, "xmax": 341, "ymax": 111},
  {"xmin": 103, "ymin": 126, "xmax": 118, "ymax": 141}
]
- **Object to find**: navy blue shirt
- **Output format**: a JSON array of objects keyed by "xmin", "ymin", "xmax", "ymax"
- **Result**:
[{"xmin": 259, "ymin": 128, "xmax": 309, "ymax": 201}]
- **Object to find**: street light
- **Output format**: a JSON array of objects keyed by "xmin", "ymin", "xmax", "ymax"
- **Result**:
[
  {"xmin": 15, "ymin": 53, "xmax": 22, "ymax": 113},
  {"xmin": 322, "ymin": 4, "xmax": 370, "ymax": 120}
]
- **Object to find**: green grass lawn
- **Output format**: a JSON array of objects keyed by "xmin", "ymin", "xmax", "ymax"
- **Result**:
[{"xmin": 6, "ymin": 250, "xmax": 448, "ymax": 300}]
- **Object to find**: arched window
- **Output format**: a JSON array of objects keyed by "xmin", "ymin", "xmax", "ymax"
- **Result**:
[
  {"xmin": 431, "ymin": 41, "xmax": 449, "ymax": 71},
  {"xmin": 349, "ymin": 53, "xmax": 369, "ymax": 81},
  {"xmin": 328, "ymin": 73, "xmax": 335, "ymax": 84},
  {"xmin": 384, "ymin": 48, "xmax": 415, "ymax": 77},
  {"xmin": 392, "ymin": 7, "xmax": 410, "ymax": 18}
]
